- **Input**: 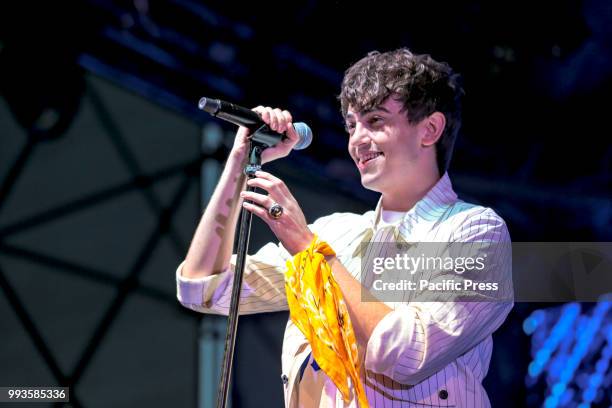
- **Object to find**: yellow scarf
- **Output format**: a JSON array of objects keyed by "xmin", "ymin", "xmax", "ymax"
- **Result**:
[{"xmin": 284, "ymin": 235, "xmax": 369, "ymax": 407}]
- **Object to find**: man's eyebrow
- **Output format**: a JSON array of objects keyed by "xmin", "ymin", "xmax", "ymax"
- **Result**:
[
  {"xmin": 345, "ymin": 106, "xmax": 390, "ymax": 120},
  {"xmin": 364, "ymin": 106, "xmax": 391, "ymax": 114}
]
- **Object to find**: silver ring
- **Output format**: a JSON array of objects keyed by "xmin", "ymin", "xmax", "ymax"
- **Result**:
[{"xmin": 268, "ymin": 203, "xmax": 283, "ymax": 219}]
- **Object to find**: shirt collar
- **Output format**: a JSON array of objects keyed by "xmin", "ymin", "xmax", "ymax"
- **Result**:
[{"xmin": 370, "ymin": 172, "xmax": 458, "ymax": 229}]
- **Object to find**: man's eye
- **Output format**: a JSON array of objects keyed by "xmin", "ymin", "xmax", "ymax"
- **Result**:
[
  {"xmin": 345, "ymin": 123, "xmax": 355, "ymax": 132},
  {"xmin": 369, "ymin": 116, "xmax": 383, "ymax": 125}
]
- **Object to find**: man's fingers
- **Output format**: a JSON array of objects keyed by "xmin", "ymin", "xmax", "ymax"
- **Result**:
[
  {"xmin": 285, "ymin": 123, "xmax": 299, "ymax": 143},
  {"xmin": 281, "ymin": 110, "xmax": 293, "ymax": 125},
  {"xmin": 258, "ymin": 107, "xmax": 271, "ymax": 127},
  {"xmin": 251, "ymin": 106, "xmax": 294, "ymax": 134},
  {"xmin": 279, "ymin": 110, "xmax": 297, "ymax": 141},
  {"xmin": 271, "ymin": 108, "xmax": 285, "ymax": 132},
  {"xmin": 240, "ymin": 191, "xmax": 273, "ymax": 208},
  {"xmin": 246, "ymin": 177, "xmax": 275, "ymax": 192},
  {"xmin": 251, "ymin": 106, "xmax": 266, "ymax": 122},
  {"xmin": 242, "ymin": 202, "xmax": 269, "ymax": 223},
  {"xmin": 248, "ymin": 107, "xmax": 298, "ymax": 162},
  {"xmin": 253, "ymin": 171, "xmax": 283, "ymax": 184},
  {"xmin": 248, "ymin": 174, "xmax": 290, "ymax": 197}
]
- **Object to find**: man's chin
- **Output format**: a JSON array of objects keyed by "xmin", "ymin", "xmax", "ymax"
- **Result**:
[{"xmin": 360, "ymin": 176, "xmax": 384, "ymax": 193}]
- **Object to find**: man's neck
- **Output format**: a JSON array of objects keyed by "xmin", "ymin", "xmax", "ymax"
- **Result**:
[{"xmin": 380, "ymin": 171, "xmax": 441, "ymax": 212}]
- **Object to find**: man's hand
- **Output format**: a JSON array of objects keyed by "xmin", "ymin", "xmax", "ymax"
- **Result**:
[
  {"xmin": 230, "ymin": 106, "xmax": 301, "ymax": 164},
  {"xmin": 241, "ymin": 171, "xmax": 314, "ymax": 255}
]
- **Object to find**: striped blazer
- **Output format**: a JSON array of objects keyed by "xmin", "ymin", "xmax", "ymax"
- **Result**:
[{"xmin": 177, "ymin": 172, "xmax": 514, "ymax": 407}]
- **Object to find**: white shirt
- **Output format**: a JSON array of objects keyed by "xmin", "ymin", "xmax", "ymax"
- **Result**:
[{"xmin": 176, "ymin": 173, "xmax": 513, "ymax": 407}]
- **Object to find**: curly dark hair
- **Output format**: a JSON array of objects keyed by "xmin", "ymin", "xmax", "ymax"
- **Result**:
[{"xmin": 339, "ymin": 48, "xmax": 464, "ymax": 175}]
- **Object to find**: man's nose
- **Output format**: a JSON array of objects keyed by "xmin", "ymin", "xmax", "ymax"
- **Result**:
[{"xmin": 349, "ymin": 123, "xmax": 371, "ymax": 147}]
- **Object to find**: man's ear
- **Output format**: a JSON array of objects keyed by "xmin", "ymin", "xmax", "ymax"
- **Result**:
[{"xmin": 421, "ymin": 112, "xmax": 446, "ymax": 147}]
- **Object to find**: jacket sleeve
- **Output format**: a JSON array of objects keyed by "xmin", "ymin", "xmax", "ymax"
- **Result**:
[
  {"xmin": 364, "ymin": 208, "xmax": 514, "ymax": 385},
  {"xmin": 176, "ymin": 241, "xmax": 290, "ymax": 315},
  {"xmin": 175, "ymin": 212, "xmax": 350, "ymax": 315}
]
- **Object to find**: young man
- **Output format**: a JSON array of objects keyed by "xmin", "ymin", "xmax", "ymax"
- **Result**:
[{"xmin": 177, "ymin": 49, "xmax": 513, "ymax": 407}]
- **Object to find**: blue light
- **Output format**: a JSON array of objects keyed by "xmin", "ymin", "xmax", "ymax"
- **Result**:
[
  {"xmin": 560, "ymin": 388, "xmax": 574, "ymax": 405},
  {"xmin": 583, "ymin": 388, "xmax": 596, "ymax": 402},
  {"xmin": 528, "ymin": 361, "xmax": 540, "ymax": 378},
  {"xmin": 588, "ymin": 374, "xmax": 602, "ymax": 387},
  {"xmin": 553, "ymin": 383, "xmax": 566, "ymax": 395},
  {"xmin": 544, "ymin": 396, "xmax": 558, "ymax": 408},
  {"xmin": 525, "ymin": 296, "xmax": 612, "ymax": 407},
  {"xmin": 524, "ymin": 310, "xmax": 546, "ymax": 334}
]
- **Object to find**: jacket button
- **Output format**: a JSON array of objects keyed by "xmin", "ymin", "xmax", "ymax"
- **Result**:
[
  {"xmin": 438, "ymin": 389, "xmax": 448, "ymax": 400},
  {"xmin": 281, "ymin": 374, "xmax": 289, "ymax": 385}
]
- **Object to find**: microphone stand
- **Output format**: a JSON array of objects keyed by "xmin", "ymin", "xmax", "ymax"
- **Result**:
[{"xmin": 216, "ymin": 128, "xmax": 269, "ymax": 408}]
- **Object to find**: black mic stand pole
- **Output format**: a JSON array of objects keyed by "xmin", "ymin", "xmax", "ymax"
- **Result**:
[{"xmin": 216, "ymin": 130, "xmax": 269, "ymax": 408}]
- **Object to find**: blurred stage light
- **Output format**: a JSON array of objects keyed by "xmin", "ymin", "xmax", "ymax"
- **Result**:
[{"xmin": 525, "ymin": 296, "xmax": 612, "ymax": 407}]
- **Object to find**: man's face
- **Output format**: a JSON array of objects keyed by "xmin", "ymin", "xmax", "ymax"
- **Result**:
[{"xmin": 346, "ymin": 97, "xmax": 423, "ymax": 194}]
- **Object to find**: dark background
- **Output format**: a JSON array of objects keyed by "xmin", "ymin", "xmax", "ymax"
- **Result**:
[{"xmin": 0, "ymin": 1, "xmax": 610, "ymax": 407}]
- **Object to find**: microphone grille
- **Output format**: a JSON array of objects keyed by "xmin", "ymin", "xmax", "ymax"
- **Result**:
[
  {"xmin": 198, "ymin": 97, "xmax": 220, "ymax": 114},
  {"xmin": 198, "ymin": 97, "xmax": 208, "ymax": 110},
  {"xmin": 292, "ymin": 122, "xmax": 313, "ymax": 150}
]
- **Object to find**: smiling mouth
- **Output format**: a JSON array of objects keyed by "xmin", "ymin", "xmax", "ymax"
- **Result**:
[{"xmin": 359, "ymin": 152, "xmax": 384, "ymax": 165}]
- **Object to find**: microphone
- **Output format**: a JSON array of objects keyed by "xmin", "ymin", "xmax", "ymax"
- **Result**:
[{"xmin": 198, "ymin": 97, "xmax": 312, "ymax": 150}]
